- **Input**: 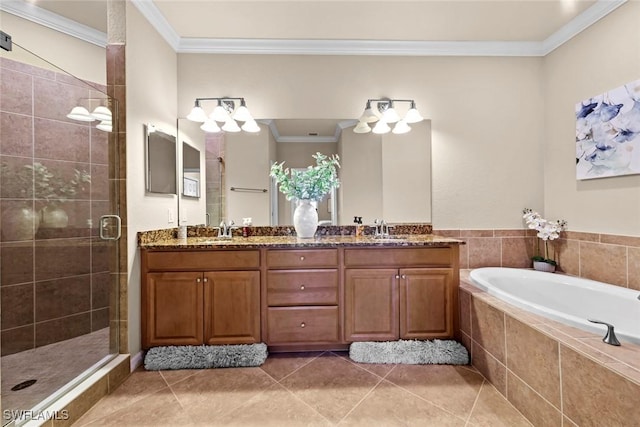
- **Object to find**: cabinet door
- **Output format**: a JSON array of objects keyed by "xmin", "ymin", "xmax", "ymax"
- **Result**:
[
  {"xmin": 144, "ymin": 272, "xmax": 203, "ymax": 348},
  {"xmin": 345, "ymin": 269, "xmax": 399, "ymax": 341},
  {"xmin": 399, "ymin": 268, "xmax": 453, "ymax": 339},
  {"xmin": 204, "ymin": 271, "xmax": 260, "ymax": 345}
]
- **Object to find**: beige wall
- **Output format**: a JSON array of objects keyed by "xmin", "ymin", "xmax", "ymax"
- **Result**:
[
  {"xmin": 0, "ymin": 12, "xmax": 105, "ymax": 84},
  {"xmin": 543, "ymin": 1, "xmax": 640, "ymax": 237},
  {"xmin": 125, "ymin": 2, "xmax": 177, "ymax": 356},
  {"xmin": 177, "ymin": 53, "xmax": 545, "ymax": 229}
]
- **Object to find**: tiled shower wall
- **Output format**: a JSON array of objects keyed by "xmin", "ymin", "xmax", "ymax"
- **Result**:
[
  {"xmin": 435, "ymin": 228, "xmax": 640, "ymax": 291},
  {"xmin": 0, "ymin": 57, "xmax": 111, "ymax": 356}
]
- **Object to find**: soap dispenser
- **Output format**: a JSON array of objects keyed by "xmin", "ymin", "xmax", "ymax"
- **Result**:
[{"xmin": 354, "ymin": 216, "xmax": 364, "ymax": 237}]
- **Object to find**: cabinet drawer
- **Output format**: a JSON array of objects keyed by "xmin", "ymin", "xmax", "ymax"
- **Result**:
[
  {"xmin": 344, "ymin": 247, "xmax": 452, "ymax": 267},
  {"xmin": 267, "ymin": 249, "xmax": 338, "ymax": 268},
  {"xmin": 145, "ymin": 250, "xmax": 260, "ymax": 270},
  {"xmin": 267, "ymin": 270, "xmax": 338, "ymax": 306},
  {"xmin": 267, "ymin": 307, "xmax": 339, "ymax": 344}
]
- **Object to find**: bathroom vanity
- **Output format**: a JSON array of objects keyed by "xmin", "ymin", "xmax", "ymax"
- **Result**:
[{"xmin": 139, "ymin": 232, "xmax": 462, "ymax": 352}]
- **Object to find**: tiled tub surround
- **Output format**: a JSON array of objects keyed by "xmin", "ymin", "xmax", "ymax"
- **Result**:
[
  {"xmin": 0, "ymin": 57, "xmax": 113, "ymax": 356},
  {"xmin": 436, "ymin": 229, "xmax": 640, "ymax": 292},
  {"xmin": 460, "ymin": 272, "xmax": 640, "ymax": 426}
]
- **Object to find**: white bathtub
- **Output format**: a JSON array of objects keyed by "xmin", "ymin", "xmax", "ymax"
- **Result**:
[{"xmin": 470, "ymin": 267, "xmax": 640, "ymax": 345}]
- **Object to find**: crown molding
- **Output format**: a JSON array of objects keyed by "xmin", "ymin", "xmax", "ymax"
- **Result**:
[
  {"xmin": 2, "ymin": 0, "xmax": 627, "ymax": 57},
  {"xmin": 129, "ymin": 0, "xmax": 180, "ymax": 51},
  {"xmin": 0, "ymin": 0, "xmax": 107, "ymax": 47},
  {"xmin": 262, "ymin": 119, "xmax": 357, "ymax": 143},
  {"xmin": 178, "ymin": 38, "xmax": 546, "ymax": 56},
  {"xmin": 541, "ymin": 0, "xmax": 626, "ymax": 55}
]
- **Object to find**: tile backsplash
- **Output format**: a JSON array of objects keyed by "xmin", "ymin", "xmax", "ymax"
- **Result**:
[{"xmin": 435, "ymin": 228, "xmax": 640, "ymax": 291}]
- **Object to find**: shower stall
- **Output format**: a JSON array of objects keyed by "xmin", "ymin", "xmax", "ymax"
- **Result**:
[{"xmin": 0, "ymin": 39, "xmax": 120, "ymax": 426}]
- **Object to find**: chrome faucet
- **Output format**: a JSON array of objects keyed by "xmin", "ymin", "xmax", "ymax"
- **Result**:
[
  {"xmin": 373, "ymin": 219, "xmax": 390, "ymax": 238},
  {"xmin": 217, "ymin": 220, "xmax": 237, "ymax": 239}
]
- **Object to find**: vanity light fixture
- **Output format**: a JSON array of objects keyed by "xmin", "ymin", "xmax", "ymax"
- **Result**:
[
  {"xmin": 66, "ymin": 99, "xmax": 114, "ymax": 132},
  {"xmin": 355, "ymin": 98, "xmax": 424, "ymax": 134},
  {"xmin": 187, "ymin": 97, "xmax": 258, "ymax": 134}
]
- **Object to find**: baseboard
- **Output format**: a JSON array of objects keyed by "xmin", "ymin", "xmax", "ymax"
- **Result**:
[{"xmin": 130, "ymin": 350, "xmax": 145, "ymax": 371}]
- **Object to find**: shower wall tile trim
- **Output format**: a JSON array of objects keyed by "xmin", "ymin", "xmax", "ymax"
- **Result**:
[{"xmin": 0, "ymin": 57, "xmax": 113, "ymax": 356}]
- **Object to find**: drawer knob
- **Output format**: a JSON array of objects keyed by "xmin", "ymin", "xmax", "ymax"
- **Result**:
[
  {"xmin": 401, "ymin": 274, "xmax": 406, "ymax": 279},
  {"xmin": 395, "ymin": 275, "xmax": 400, "ymax": 279},
  {"xmin": 300, "ymin": 285, "xmax": 305, "ymax": 290},
  {"xmin": 300, "ymin": 256, "xmax": 305, "ymax": 261},
  {"xmin": 300, "ymin": 322, "xmax": 306, "ymax": 328},
  {"xmin": 196, "ymin": 277, "xmax": 201, "ymax": 283}
]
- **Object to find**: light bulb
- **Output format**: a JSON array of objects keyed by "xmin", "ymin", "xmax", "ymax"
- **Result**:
[
  {"xmin": 241, "ymin": 119, "xmax": 261, "ymax": 133},
  {"xmin": 222, "ymin": 118, "xmax": 241, "ymax": 132},
  {"xmin": 200, "ymin": 119, "xmax": 221, "ymax": 133},
  {"xmin": 392, "ymin": 120, "xmax": 411, "ymax": 134},
  {"xmin": 353, "ymin": 121, "xmax": 371, "ymax": 134},
  {"xmin": 232, "ymin": 99, "xmax": 252, "ymax": 122},
  {"xmin": 372, "ymin": 120, "xmax": 391, "ymax": 134},
  {"xmin": 66, "ymin": 106, "xmax": 95, "ymax": 122}
]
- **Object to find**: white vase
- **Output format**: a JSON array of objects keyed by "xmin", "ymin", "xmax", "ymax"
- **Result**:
[
  {"xmin": 1, "ymin": 205, "xmax": 40, "ymax": 241},
  {"xmin": 533, "ymin": 261, "xmax": 556, "ymax": 273},
  {"xmin": 41, "ymin": 205, "xmax": 69, "ymax": 228},
  {"xmin": 293, "ymin": 199, "xmax": 318, "ymax": 238}
]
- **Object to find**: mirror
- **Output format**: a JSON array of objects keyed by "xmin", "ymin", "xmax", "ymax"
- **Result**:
[
  {"xmin": 176, "ymin": 118, "xmax": 431, "ymax": 226},
  {"xmin": 145, "ymin": 124, "xmax": 177, "ymax": 194},
  {"xmin": 182, "ymin": 142, "xmax": 201, "ymax": 198}
]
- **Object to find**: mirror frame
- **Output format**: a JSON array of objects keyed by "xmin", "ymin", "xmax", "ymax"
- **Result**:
[
  {"xmin": 181, "ymin": 141, "xmax": 201, "ymax": 198},
  {"xmin": 145, "ymin": 124, "xmax": 177, "ymax": 195}
]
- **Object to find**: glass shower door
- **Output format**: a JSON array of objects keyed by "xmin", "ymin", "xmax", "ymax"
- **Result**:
[{"xmin": 0, "ymin": 40, "xmax": 120, "ymax": 426}]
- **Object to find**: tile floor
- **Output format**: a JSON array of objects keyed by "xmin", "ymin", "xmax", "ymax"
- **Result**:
[
  {"xmin": 74, "ymin": 351, "xmax": 531, "ymax": 426},
  {"xmin": 2, "ymin": 328, "xmax": 111, "ymax": 418}
]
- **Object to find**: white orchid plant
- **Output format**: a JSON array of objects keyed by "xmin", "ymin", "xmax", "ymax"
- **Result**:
[
  {"xmin": 522, "ymin": 208, "xmax": 567, "ymax": 266},
  {"xmin": 270, "ymin": 153, "xmax": 340, "ymax": 202}
]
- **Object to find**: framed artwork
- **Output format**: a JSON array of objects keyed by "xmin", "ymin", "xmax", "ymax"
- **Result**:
[{"xmin": 576, "ymin": 79, "xmax": 640, "ymax": 180}]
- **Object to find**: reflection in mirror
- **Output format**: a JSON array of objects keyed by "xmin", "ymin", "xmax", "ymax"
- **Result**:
[
  {"xmin": 145, "ymin": 124, "xmax": 177, "ymax": 194},
  {"xmin": 176, "ymin": 118, "xmax": 431, "ymax": 226},
  {"xmin": 182, "ymin": 142, "xmax": 201, "ymax": 198}
]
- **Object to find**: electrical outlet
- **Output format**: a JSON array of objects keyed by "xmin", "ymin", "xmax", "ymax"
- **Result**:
[{"xmin": 167, "ymin": 209, "xmax": 175, "ymax": 224}]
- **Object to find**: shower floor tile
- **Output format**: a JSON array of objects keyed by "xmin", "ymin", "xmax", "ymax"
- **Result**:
[
  {"xmin": 74, "ymin": 351, "xmax": 532, "ymax": 426},
  {"xmin": 1, "ymin": 327, "xmax": 110, "ymax": 417}
]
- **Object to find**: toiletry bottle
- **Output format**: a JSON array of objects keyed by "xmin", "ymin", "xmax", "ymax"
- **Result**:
[
  {"xmin": 242, "ymin": 217, "xmax": 252, "ymax": 238},
  {"xmin": 355, "ymin": 216, "xmax": 364, "ymax": 237}
]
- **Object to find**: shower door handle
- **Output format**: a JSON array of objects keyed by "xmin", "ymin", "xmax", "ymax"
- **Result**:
[{"xmin": 100, "ymin": 215, "xmax": 122, "ymax": 240}]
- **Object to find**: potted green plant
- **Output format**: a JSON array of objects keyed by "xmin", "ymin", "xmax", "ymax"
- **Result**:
[
  {"xmin": 522, "ymin": 208, "xmax": 567, "ymax": 272},
  {"xmin": 270, "ymin": 152, "xmax": 340, "ymax": 238}
]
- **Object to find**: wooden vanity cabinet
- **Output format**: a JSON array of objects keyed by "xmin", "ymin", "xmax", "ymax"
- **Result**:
[
  {"xmin": 141, "ymin": 250, "xmax": 261, "ymax": 349},
  {"xmin": 264, "ymin": 249, "xmax": 341, "ymax": 348},
  {"xmin": 344, "ymin": 247, "xmax": 457, "ymax": 342}
]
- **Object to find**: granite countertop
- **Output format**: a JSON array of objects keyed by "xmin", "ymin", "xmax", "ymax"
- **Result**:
[{"xmin": 140, "ymin": 234, "xmax": 464, "ymax": 250}]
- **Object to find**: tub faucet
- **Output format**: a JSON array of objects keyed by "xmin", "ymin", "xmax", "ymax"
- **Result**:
[{"xmin": 588, "ymin": 319, "xmax": 621, "ymax": 346}]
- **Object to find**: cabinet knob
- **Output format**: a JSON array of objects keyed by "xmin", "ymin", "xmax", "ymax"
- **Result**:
[
  {"xmin": 300, "ymin": 322, "xmax": 306, "ymax": 328},
  {"xmin": 300, "ymin": 256, "xmax": 305, "ymax": 261},
  {"xmin": 196, "ymin": 277, "xmax": 201, "ymax": 283},
  {"xmin": 395, "ymin": 275, "xmax": 400, "ymax": 279},
  {"xmin": 401, "ymin": 274, "xmax": 406, "ymax": 279},
  {"xmin": 203, "ymin": 277, "xmax": 208, "ymax": 282},
  {"xmin": 300, "ymin": 284, "xmax": 305, "ymax": 290}
]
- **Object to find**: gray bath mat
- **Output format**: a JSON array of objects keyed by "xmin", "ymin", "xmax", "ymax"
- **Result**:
[
  {"xmin": 144, "ymin": 343, "xmax": 268, "ymax": 370},
  {"xmin": 349, "ymin": 339, "xmax": 469, "ymax": 365}
]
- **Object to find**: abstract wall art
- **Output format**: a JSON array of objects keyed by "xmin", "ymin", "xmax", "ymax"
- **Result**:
[{"xmin": 576, "ymin": 79, "xmax": 640, "ymax": 180}]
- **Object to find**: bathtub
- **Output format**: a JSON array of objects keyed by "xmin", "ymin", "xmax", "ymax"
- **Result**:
[{"xmin": 470, "ymin": 267, "xmax": 640, "ymax": 345}]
